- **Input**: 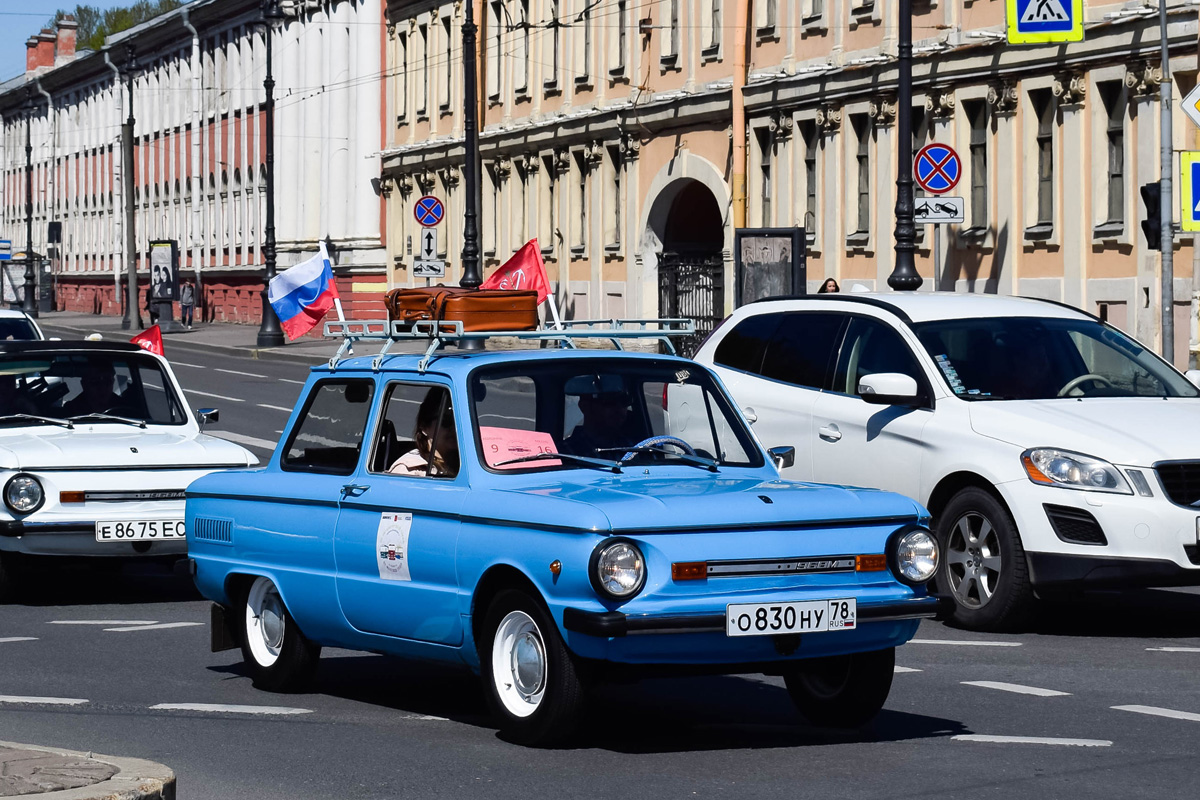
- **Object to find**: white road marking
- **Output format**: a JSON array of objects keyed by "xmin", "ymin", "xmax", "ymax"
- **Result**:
[
  {"xmin": 962, "ymin": 681, "xmax": 1069, "ymax": 697},
  {"xmin": 402, "ymin": 714, "xmax": 448, "ymax": 721},
  {"xmin": 150, "ymin": 703, "xmax": 312, "ymax": 715},
  {"xmin": 1146, "ymin": 647, "xmax": 1200, "ymax": 653},
  {"xmin": 211, "ymin": 431, "xmax": 278, "ymax": 451},
  {"xmin": 909, "ymin": 639, "xmax": 1022, "ymax": 647},
  {"xmin": 170, "ymin": 361, "xmax": 207, "ymax": 369},
  {"xmin": 257, "ymin": 403, "xmax": 293, "ymax": 413},
  {"xmin": 217, "ymin": 368, "xmax": 268, "ymax": 378},
  {"xmin": 50, "ymin": 620, "xmax": 157, "ymax": 626},
  {"xmin": 104, "ymin": 622, "xmax": 205, "ymax": 632},
  {"xmin": 278, "ymin": 378, "xmax": 306, "ymax": 385},
  {"xmin": 894, "ymin": 666, "xmax": 922, "ymax": 673},
  {"xmin": 0, "ymin": 695, "xmax": 88, "ymax": 706},
  {"xmin": 953, "ymin": 735, "xmax": 1110, "ymax": 747},
  {"xmin": 0, "ymin": 637, "xmax": 37, "ymax": 644},
  {"xmin": 1113, "ymin": 705, "xmax": 1200, "ymax": 723},
  {"xmin": 186, "ymin": 389, "xmax": 244, "ymax": 402}
]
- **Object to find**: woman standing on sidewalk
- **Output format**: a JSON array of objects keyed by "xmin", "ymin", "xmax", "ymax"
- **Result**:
[{"xmin": 180, "ymin": 280, "xmax": 195, "ymax": 329}]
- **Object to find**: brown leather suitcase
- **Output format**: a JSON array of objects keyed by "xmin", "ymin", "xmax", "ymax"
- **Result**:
[{"xmin": 386, "ymin": 286, "xmax": 540, "ymax": 332}]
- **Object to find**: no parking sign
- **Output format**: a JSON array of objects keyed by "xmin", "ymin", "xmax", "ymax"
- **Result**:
[{"xmin": 914, "ymin": 144, "xmax": 962, "ymax": 196}]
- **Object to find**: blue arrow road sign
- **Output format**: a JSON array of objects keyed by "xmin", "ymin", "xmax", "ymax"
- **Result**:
[{"xmin": 413, "ymin": 195, "xmax": 445, "ymax": 227}]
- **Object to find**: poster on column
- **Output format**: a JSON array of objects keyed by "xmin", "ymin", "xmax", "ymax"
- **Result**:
[
  {"xmin": 0, "ymin": 263, "xmax": 23, "ymax": 304},
  {"xmin": 149, "ymin": 240, "xmax": 179, "ymax": 301}
]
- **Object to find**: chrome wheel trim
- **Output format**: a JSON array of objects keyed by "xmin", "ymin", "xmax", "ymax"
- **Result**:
[
  {"xmin": 491, "ymin": 610, "xmax": 546, "ymax": 718},
  {"xmin": 245, "ymin": 576, "xmax": 285, "ymax": 668},
  {"xmin": 945, "ymin": 511, "xmax": 1003, "ymax": 610}
]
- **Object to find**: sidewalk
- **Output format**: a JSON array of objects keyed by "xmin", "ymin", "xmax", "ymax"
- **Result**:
[{"xmin": 0, "ymin": 741, "xmax": 174, "ymax": 799}]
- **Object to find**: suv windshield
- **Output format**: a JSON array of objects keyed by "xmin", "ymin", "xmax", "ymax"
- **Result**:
[
  {"xmin": 0, "ymin": 351, "xmax": 187, "ymax": 425},
  {"xmin": 471, "ymin": 359, "xmax": 764, "ymax": 471},
  {"xmin": 914, "ymin": 316, "xmax": 1199, "ymax": 400},
  {"xmin": 0, "ymin": 317, "xmax": 39, "ymax": 341}
]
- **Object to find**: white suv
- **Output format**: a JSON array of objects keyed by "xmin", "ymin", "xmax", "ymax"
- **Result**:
[{"xmin": 696, "ymin": 293, "xmax": 1200, "ymax": 630}]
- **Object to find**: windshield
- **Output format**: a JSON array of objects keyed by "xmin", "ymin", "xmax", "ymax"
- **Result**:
[
  {"xmin": 470, "ymin": 359, "xmax": 764, "ymax": 472},
  {"xmin": 0, "ymin": 318, "xmax": 39, "ymax": 340},
  {"xmin": 914, "ymin": 317, "xmax": 1199, "ymax": 401},
  {"xmin": 0, "ymin": 351, "xmax": 188, "ymax": 425}
]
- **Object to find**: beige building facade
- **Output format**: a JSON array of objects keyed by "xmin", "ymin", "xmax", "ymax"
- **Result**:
[{"xmin": 382, "ymin": 0, "xmax": 1200, "ymax": 364}]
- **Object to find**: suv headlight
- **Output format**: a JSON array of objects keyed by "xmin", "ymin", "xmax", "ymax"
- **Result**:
[
  {"xmin": 1022, "ymin": 449, "xmax": 1132, "ymax": 494},
  {"xmin": 590, "ymin": 539, "xmax": 646, "ymax": 600},
  {"xmin": 890, "ymin": 526, "xmax": 939, "ymax": 586},
  {"xmin": 4, "ymin": 473, "xmax": 45, "ymax": 514}
]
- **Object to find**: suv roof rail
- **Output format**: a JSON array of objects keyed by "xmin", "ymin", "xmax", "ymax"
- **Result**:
[{"xmin": 321, "ymin": 318, "xmax": 696, "ymax": 372}]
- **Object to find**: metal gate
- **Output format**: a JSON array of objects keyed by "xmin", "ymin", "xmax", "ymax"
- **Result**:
[{"xmin": 658, "ymin": 251, "xmax": 724, "ymax": 358}]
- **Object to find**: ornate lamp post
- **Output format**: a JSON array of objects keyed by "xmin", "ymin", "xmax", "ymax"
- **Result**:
[
  {"xmin": 121, "ymin": 48, "xmax": 141, "ymax": 329},
  {"xmin": 888, "ymin": 0, "xmax": 922, "ymax": 292},
  {"xmin": 256, "ymin": 0, "xmax": 286, "ymax": 347},
  {"xmin": 458, "ymin": 0, "xmax": 483, "ymax": 349},
  {"xmin": 22, "ymin": 88, "xmax": 36, "ymax": 316}
]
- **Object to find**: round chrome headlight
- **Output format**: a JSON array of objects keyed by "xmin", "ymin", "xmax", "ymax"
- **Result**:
[
  {"xmin": 4, "ymin": 473, "xmax": 44, "ymax": 515},
  {"xmin": 892, "ymin": 527, "xmax": 939, "ymax": 585},
  {"xmin": 590, "ymin": 539, "xmax": 646, "ymax": 600}
]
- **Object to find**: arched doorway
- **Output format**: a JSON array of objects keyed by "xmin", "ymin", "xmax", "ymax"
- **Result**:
[{"xmin": 645, "ymin": 179, "xmax": 726, "ymax": 357}]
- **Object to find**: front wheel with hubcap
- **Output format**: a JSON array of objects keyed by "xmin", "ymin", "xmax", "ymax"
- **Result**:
[
  {"xmin": 240, "ymin": 576, "xmax": 321, "ymax": 692},
  {"xmin": 935, "ymin": 486, "xmax": 1033, "ymax": 631},
  {"xmin": 480, "ymin": 589, "xmax": 586, "ymax": 746},
  {"xmin": 783, "ymin": 647, "xmax": 896, "ymax": 728}
]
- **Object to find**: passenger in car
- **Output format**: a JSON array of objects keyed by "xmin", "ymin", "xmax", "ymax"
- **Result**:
[{"xmin": 388, "ymin": 391, "xmax": 459, "ymax": 477}]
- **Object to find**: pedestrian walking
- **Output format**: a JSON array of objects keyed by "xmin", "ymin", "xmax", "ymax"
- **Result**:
[{"xmin": 180, "ymin": 280, "xmax": 195, "ymax": 329}]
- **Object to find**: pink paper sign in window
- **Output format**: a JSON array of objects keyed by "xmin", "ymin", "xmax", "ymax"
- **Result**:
[{"xmin": 480, "ymin": 426, "xmax": 562, "ymax": 469}]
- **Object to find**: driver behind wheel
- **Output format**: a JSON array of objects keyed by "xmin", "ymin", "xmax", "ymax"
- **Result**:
[
  {"xmin": 60, "ymin": 361, "xmax": 125, "ymax": 417},
  {"xmin": 562, "ymin": 375, "xmax": 635, "ymax": 458}
]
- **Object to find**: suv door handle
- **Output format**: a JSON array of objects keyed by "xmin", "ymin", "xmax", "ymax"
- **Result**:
[
  {"xmin": 341, "ymin": 484, "xmax": 370, "ymax": 498},
  {"xmin": 818, "ymin": 424, "xmax": 842, "ymax": 442}
]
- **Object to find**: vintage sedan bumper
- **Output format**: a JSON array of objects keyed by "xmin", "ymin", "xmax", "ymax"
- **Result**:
[{"xmin": 0, "ymin": 517, "xmax": 187, "ymax": 557}]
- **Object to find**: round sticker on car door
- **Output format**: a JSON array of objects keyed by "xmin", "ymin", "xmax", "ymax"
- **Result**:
[{"xmin": 376, "ymin": 511, "xmax": 413, "ymax": 581}]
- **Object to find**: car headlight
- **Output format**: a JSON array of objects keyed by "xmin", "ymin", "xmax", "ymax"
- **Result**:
[
  {"xmin": 889, "ymin": 526, "xmax": 939, "ymax": 586},
  {"xmin": 4, "ymin": 473, "xmax": 45, "ymax": 515},
  {"xmin": 590, "ymin": 539, "xmax": 646, "ymax": 600},
  {"xmin": 1021, "ymin": 449, "xmax": 1132, "ymax": 494}
]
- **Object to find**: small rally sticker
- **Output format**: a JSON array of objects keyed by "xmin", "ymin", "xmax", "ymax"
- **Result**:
[{"xmin": 376, "ymin": 512, "xmax": 413, "ymax": 581}]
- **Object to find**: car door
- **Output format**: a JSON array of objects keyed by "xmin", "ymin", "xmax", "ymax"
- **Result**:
[
  {"xmin": 713, "ymin": 311, "xmax": 847, "ymax": 481},
  {"xmin": 810, "ymin": 315, "xmax": 934, "ymax": 501},
  {"xmin": 333, "ymin": 380, "xmax": 466, "ymax": 646}
]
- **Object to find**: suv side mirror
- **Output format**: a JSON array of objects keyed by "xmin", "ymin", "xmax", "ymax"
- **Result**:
[
  {"xmin": 196, "ymin": 408, "xmax": 219, "ymax": 429},
  {"xmin": 858, "ymin": 373, "xmax": 921, "ymax": 406},
  {"xmin": 1187, "ymin": 370, "xmax": 1200, "ymax": 390},
  {"xmin": 768, "ymin": 445, "xmax": 795, "ymax": 470}
]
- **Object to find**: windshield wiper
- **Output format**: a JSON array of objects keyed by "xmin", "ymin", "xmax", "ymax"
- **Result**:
[
  {"xmin": 495, "ymin": 451, "xmax": 623, "ymax": 473},
  {"xmin": 0, "ymin": 413, "xmax": 74, "ymax": 429},
  {"xmin": 602, "ymin": 444, "xmax": 720, "ymax": 472},
  {"xmin": 67, "ymin": 413, "xmax": 147, "ymax": 429}
]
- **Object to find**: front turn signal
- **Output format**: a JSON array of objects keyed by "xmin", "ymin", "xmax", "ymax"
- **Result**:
[
  {"xmin": 856, "ymin": 554, "xmax": 888, "ymax": 572},
  {"xmin": 671, "ymin": 561, "xmax": 707, "ymax": 581}
]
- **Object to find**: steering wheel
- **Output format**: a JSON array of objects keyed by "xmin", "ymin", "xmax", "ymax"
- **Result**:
[
  {"xmin": 620, "ymin": 435, "xmax": 696, "ymax": 464},
  {"xmin": 1058, "ymin": 373, "xmax": 1114, "ymax": 397}
]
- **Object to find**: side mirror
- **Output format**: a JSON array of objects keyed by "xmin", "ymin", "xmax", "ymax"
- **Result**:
[
  {"xmin": 768, "ymin": 445, "xmax": 795, "ymax": 470},
  {"xmin": 1187, "ymin": 370, "xmax": 1200, "ymax": 390},
  {"xmin": 196, "ymin": 408, "xmax": 219, "ymax": 429},
  {"xmin": 858, "ymin": 373, "xmax": 922, "ymax": 406}
]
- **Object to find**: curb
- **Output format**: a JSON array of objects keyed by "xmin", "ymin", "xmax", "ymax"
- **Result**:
[{"xmin": 0, "ymin": 741, "xmax": 175, "ymax": 800}]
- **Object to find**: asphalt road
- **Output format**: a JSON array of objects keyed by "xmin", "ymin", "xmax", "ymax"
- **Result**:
[{"xmin": 3, "ymin": 574, "xmax": 1200, "ymax": 800}]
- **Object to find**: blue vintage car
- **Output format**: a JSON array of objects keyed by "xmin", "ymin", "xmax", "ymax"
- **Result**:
[{"xmin": 187, "ymin": 321, "xmax": 942, "ymax": 745}]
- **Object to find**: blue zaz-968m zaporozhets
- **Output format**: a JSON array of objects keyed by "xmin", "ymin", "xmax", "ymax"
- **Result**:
[{"xmin": 186, "ymin": 331, "xmax": 943, "ymax": 746}]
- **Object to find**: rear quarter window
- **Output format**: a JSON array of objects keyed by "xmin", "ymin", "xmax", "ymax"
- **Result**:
[
  {"xmin": 282, "ymin": 379, "xmax": 375, "ymax": 475},
  {"xmin": 712, "ymin": 313, "xmax": 779, "ymax": 374}
]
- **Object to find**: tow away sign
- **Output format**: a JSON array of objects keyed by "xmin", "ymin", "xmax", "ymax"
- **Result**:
[{"xmin": 1006, "ymin": 0, "xmax": 1083, "ymax": 45}]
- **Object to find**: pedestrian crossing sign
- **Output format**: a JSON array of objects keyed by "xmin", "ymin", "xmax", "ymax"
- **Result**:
[
  {"xmin": 1006, "ymin": 0, "xmax": 1083, "ymax": 45},
  {"xmin": 1181, "ymin": 152, "xmax": 1200, "ymax": 233}
]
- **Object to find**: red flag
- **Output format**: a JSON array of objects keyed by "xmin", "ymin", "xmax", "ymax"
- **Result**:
[
  {"xmin": 131, "ymin": 325, "xmax": 164, "ymax": 356},
  {"xmin": 481, "ymin": 239, "xmax": 551, "ymax": 303}
]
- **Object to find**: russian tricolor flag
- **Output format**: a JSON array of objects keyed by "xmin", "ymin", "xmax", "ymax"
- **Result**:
[{"xmin": 267, "ymin": 242, "xmax": 342, "ymax": 340}]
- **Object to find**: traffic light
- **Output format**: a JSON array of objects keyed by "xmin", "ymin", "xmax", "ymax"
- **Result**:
[{"xmin": 1141, "ymin": 181, "xmax": 1162, "ymax": 251}]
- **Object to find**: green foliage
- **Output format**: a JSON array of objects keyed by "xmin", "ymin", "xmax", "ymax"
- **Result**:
[{"xmin": 48, "ymin": 1, "xmax": 185, "ymax": 52}]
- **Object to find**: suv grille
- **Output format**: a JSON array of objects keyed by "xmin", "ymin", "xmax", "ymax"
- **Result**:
[
  {"xmin": 1154, "ymin": 462, "xmax": 1200, "ymax": 507},
  {"xmin": 193, "ymin": 517, "xmax": 233, "ymax": 544},
  {"xmin": 1044, "ymin": 504, "xmax": 1108, "ymax": 546}
]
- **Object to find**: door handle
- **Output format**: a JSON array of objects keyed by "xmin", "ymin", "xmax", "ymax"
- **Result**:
[
  {"xmin": 341, "ymin": 484, "xmax": 370, "ymax": 498},
  {"xmin": 743, "ymin": 407, "xmax": 758, "ymax": 424},
  {"xmin": 818, "ymin": 424, "xmax": 842, "ymax": 442}
]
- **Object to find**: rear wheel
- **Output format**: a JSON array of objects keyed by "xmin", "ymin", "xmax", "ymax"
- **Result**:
[
  {"xmin": 783, "ymin": 647, "xmax": 895, "ymax": 728},
  {"xmin": 480, "ymin": 589, "xmax": 586, "ymax": 746},
  {"xmin": 240, "ymin": 576, "xmax": 321, "ymax": 692}
]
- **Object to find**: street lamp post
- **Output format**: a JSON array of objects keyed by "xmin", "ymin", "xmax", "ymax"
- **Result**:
[
  {"xmin": 121, "ymin": 49, "xmax": 140, "ymax": 330},
  {"xmin": 888, "ymin": 0, "xmax": 922, "ymax": 292},
  {"xmin": 256, "ymin": 0, "xmax": 286, "ymax": 348},
  {"xmin": 22, "ymin": 89, "xmax": 36, "ymax": 317},
  {"xmin": 460, "ymin": 0, "xmax": 482, "ymax": 291}
]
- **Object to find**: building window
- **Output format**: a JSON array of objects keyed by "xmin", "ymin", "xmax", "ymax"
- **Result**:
[
  {"xmin": 609, "ymin": 0, "xmax": 627, "ymax": 76},
  {"xmin": 605, "ymin": 145, "xmax": 622, "ymax": 248},
  {"xmin": 487, "ymin": 2, "xmax": 502, "ymax": 101},
  {"xmin": 441, "ymin": 16, "xmax": 454, "ymax": 111},
  {"xmin": 484, "ymin": 163, "xmax": 498, "ymax": 256},
  {"xmin": 1100, "ymin": 82, "xmax": 1125, "ymax": 226},
  {"xmin": 756, "ymin": 128, "xmax": 772, "ymax": 226},
  {"xmin": 853, "ymin": 114, "xmax": 871, "ymax": 236},
  {"xmin": 576, "ymin": 0, "xmax": 592, "ymax": 85},
  {"xmin": 661, "ymin": 0, "xmax": 679, "ymax": 64},
  {"xmin": 701, "ymin": 0, "xmax": 721, "ymax": 55},
  {"xmin": 803, "ymin": 0, "xmax": 824, "ymax": 20},
  {"xmin": 571, "ymin": 152, "xmax": 587, "ymax": 250},
  {"xmin": 396, "ymin": 32, "xmax": 408, "ymax": 123},
  {"xmin": 755, "ymin": 0, "xmax": 777, "ymax": 32},
  {"xmin": 417, "ymin": 23, "xmax": 429, "ymax": 117},
  {"xmin": 801, "ymin": 120, "xmax": 818, "ymax": 243},
  {"xmin": 1032, "ymin": 89, "xmax": 1055, "ymax": 228},
  {"xmin": 540, "ymin": 154, "xmax": 555, "ymax": 251},
  {"xmin": 966, "ymin": 99, "xmax": 988, "ymax": 230},
  {"xmin": 515, "ymin": 0, "xmax": 530, "ymax": 94},
  {"xmin": 545, "ymin": 0, "xmax": 560, "ymax": 90}
]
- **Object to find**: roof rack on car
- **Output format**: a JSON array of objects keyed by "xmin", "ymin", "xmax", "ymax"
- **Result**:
[{"xmin": 322, "ymin": 317, "xmax": 696, "ymax": 372}]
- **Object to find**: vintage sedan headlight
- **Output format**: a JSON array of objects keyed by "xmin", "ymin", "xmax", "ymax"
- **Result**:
[
  {"xmin": 1022, "ymin": 448, "xmax": 1132, "ymax": 494},
  {"xmin": 4, "ymin": 473, "xmax": 45, "ymax": 514},
  {"xmin": 890, "ymin": 526, "xmax": 939, "ymax": 585},
  {"xmin": 590, "ymin": 539, "xmax": 646, "ymax": 600}
]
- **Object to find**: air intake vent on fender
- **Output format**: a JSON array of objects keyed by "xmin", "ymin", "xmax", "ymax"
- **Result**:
[{"xmin": 193, "ymin": 517, "xmax": 233, "ymax": 545}]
